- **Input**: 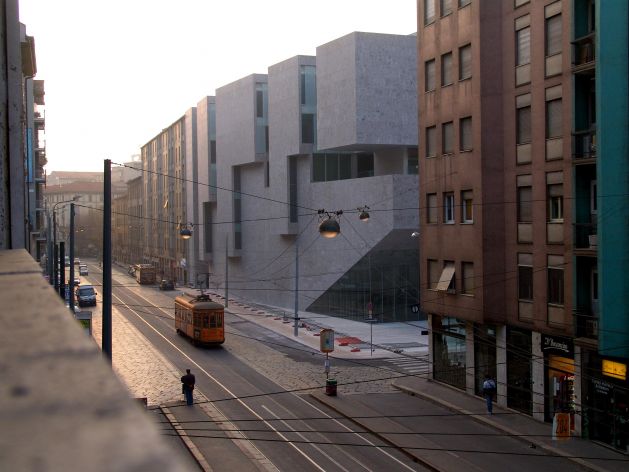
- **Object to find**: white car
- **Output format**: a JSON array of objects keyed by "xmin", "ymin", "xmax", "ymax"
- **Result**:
[{"xmin": 79, "ymin": 265, "xmax": 88, "ymax": 276}]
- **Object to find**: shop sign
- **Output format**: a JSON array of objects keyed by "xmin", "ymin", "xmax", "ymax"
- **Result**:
[
  {"xmin": 541, "ymin": 334, "xmax": 573, "ymax": 356},
  {"xmin": 552, "ymin": 413, "xmax": 571, "ymax": 440},
  {"xmin": 602, "ymin": 359, "xmax": 627, "ymax": 381},
  {"xmin": 591, "ymin": 378, "xmax": 613, "ymax": 396}
]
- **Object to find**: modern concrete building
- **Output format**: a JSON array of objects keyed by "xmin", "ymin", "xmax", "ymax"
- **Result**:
[
  {"xmin": 418, "ymin": 0, "xmax": 629, "ymax": 448},
  {"xmin": 199, "ymin": 32, "xmax": 419, "ymax": 322}
]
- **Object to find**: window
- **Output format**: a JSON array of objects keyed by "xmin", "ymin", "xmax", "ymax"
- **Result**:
[
  {"xmin": 461, "ymin": 190, "xmax": 473, "ymax": 222},
  {"xmin": 428, "ymin": 259, "xmax": 440, "ymax": 289},
  {"xmin": 545, "ymin": 14, "xmax": 562, "ymax": 57},
  {"xmin": 441, "ymin": 0, "xmax": 453, "ymax": 17},
  {"xmin": 459, "ymin": 0, "xmax": 471, "ymax": 6},
  {"xmin": 203, "ymin": 202, "xmax": 212, "ymax": 254},
  {"xmin": 424, "ymin": 0, "xmax": 436, "ymax": 25},
  {"xmin": 461, "ymin": 262, "xmax": 474, "ymax": 295},
  {"xmin": 256, "ymin": 90, "xmax": 264, "ymax": 118},
  {"xmin": 459, "ymin": 44, "xmax": 472, "ymax": 80},
  {"xmin": 547, "ymin": 184, "xmax": 563, "ymax": 221},
  {"xmin": 517, "ymin": 185, "xmax": 532, "ymax": 222},
  {"xmin": 437, "ymin": 261, "xmax": 456, "ymax": 292},
  {"xmin": 444, "ymin": 193, "xmax": 455, "ymax": 223},
  {"xmin": 518, "ymin": 253, "xmax": 533, "ymax": 301},
  {"xmin": 517, "ymin": 105, "xmax": 531, "ymax": 144},
  {"xmin": 546, "ymin": 99, "xmax": 562, "ymax": 138},
  {"xmin": 289, "ymin": 156, "xmax": 298, "ymax": 223},
  {"xmin": 460, "ymin": 116, "xmax": 472, "ymax": 151},
  {"xmin": 441, "ymin": 52, "xmax": 453, "ymax": 86},
  {"xmin": 547, "ymin": 256, "xmax": 564, "ymax": 305},
  {"xmin": 356, "ymin": 152, "xmax": 374, "ymax": 178},
  {"xmin": 516, "ymin": 26, "xmax": 531, "ymax": 66},
  {"xmin": 407, "ymin": 148, "xmax": 418, "ymax": 175},
  {"xmin": 442, "ymin": 121, "xmax": 454, "ymax": 154},
  {"xmin": 311, "ymin": 152, "xmax": 371, "ymax": 182},
  {"xmin": 426, "ymin": 126, "xmax": 437, "ymax": 157},
  {"xmin": 427, "ymin": 193, "xmax": 438, "ymax": 223},
  {"xmin": 233, "ymin": 167, "xmax": 242, "ymax": 250},
  {"xmin": 425, "ymin": 59, "xmax": 436, "ymax": 92},
  {"xmin": 301, "ymin": 114, "xmax": 315, "ymax": 144}
]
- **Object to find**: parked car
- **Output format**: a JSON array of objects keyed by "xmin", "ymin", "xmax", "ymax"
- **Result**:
[
  {"xmin": 79, "ymin": 264, "xmax": 88, "ymax": 276},
  {"xmin": 73, "ymin": 277, "xmax": 80, "ymax": 286},
  {"xmin": 159, "ymin": 279, "xmax": 175, "ymax": 291},
  {"xmin": 75, "ymin": 285, "xmax": 97, "ymax": 307}
]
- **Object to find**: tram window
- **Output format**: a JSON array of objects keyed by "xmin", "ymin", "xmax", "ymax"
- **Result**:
[
  {"xmin": 203, "ymin": 314, "xmax": 209, "ymax": 329},
  {"xmin": 217, "ymin": 315, "xmax": 223, "ymax": 328},
  {"xmin": 209, "ymin": 314, "xmax": 217, "ymax": 328}
]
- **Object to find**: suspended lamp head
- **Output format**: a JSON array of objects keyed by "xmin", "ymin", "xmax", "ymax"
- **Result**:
[
  {"xmin": 179, "ymin": 223, "xmax": 193, "ymax": 240},
  {"xmin": 358, "ymin": 206, "xmax": 370, "ymax": 222},
  {"xmin": 317, "ymin": 209, "xmax": 343, "ymax": 238}
]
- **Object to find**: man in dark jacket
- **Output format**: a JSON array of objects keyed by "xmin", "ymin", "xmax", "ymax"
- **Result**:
[{"xmin": 181, "ymin": 369, "xmax": 195, "ymax": 406}]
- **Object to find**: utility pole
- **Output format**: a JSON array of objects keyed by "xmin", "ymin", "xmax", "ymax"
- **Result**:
[
  {"xmin": 102, "ymin": 159, "xmax": 112, "ymax": 362},
  {"xmin": 294, "ymin": 236, "xmax": 299, "ymax": 337},
  {"xmin": 58, "ymin": 241, "xmax": 65, "ymax": 300},
  {"xmin": 69, "ymin": 202, "xmax": 75, "ymax": 313}
]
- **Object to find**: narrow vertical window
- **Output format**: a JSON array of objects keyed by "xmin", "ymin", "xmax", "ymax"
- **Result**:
[
  {"xmin": 461, "ymin": 262, "xmax": 474, "ymax": 295},
  {"xmin": 546, "ymin": 99, "xmax": 562, "ymax": 138},
  {"xmin": 547, "ymin": 184, "xmax": 563, "ymax": 222},
  {"xmin": 441, "ymin": 52, "xmax": 453, "ymax": 86},
  {"xmin": 459, "ymin": 44, "xmax": 472, "ymax": 80},
  {"xmin": 518, "ymin": 253, "xmax": 533, "ymax": 301},
  {"xmin": 461, "ymin": 190, "xmax": 473, "ymax": 223},
  {"xmin": 425, "ymin": 59, "xmax": 436, "ymax": 92},
  {"xmin": 444, "ymin": 193, "xmax": 455, "ymax": 223},
  {"xmin": 289, "ymin": 157, "xmax": 298, "ymax": 223},
  {"xmin": 442, "ymin": 121, "xmax": 454, "ymax": 154},
  {"xmin": 545, "ymin": 14, "xmax": 562, "ymax": 56},
  {"xmin": 517, "ymin": 185, "xmax": 532, "ymax": 222},
  {"xmin": 424, "ymin": 0, "xmax": 436, "ymax": 25},
  {"xmin": 547, "ymin": 256, "xmax": 564, "ymax": 305},
  {"xmin": 428, "ymin": 259, "xmax": 440, "ymax": 289},
  {"xmin": 426, "ymin": 126, "xmax": 437, "ymax": 157},
  {"xmin": 517, "ymin": 105, "xmax": 531, "ymax": 144},
  {"xmin": 440, "ymin": 0, "xmax": 453, "ymax": 17},
  {"xmin": 460, "ymin": 116, "xmax": 472, "ymax": 151},
  {"xmin": 516, "ymin": 26, "xmax": 531, "ymax": 66},
  {"xmin": 427, "ymin": 193, "xmax": 438, "ymax": 223}
]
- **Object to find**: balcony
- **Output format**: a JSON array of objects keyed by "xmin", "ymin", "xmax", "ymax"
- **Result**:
[
  {"xmin": 572, "ymin": 129, "xmax": 596, "ymax": 162},
  {"xmin": 574, "ymin": 222, "xmax": 597, "ymax": 254},
  {"xmin": 575, "ymin": 305, "xmax": 598, "ymax": 342},
  {"xmin": 572, "ymin": 33, "xmax": 596, "ymax": 75}
]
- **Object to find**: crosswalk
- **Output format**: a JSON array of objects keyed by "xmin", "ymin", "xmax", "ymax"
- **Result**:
[{"xmin": 384, "ymin": 352, "xmax": 430, "ymax": 377}]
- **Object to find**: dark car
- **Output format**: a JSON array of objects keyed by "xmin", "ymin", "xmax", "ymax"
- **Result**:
[
  {"xmin": 159, "ymin": 279, "xmax": 175, "ymax": 291},
  {"xmin": 76, "ymin": 285, "xmax": 97, "ymax": 307}
]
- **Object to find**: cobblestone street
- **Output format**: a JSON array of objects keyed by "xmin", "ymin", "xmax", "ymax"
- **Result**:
[{"xmin": 90, "ymin": 270, "xmax": 400, "ymax": 406}]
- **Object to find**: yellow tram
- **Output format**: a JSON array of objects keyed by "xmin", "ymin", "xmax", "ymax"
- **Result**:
[{"xmin": 175, "ymin": 294, "xmax": 225, "ymax": 346}]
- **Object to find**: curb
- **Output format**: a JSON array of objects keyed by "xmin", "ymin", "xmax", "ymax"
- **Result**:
[{"xmin": 392, "ymin": 381, "xmax": 608, "ymax": 472}]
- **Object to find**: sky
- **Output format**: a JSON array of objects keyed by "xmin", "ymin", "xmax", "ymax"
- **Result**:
[{"xmin": 19, "ymin": 0, "xmax": 417, "ymax": 173}]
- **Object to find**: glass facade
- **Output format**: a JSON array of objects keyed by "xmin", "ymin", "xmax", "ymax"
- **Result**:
[
  {"xmin": 312, "ymin": 152, "xmax": 374, "ymax": 183},
  {"xmin": 506, "ymin": 327, "xmax": 532, "ymax": 415},
  {"xmin": 433, "ymin": 316, "xmax": 467, "ymax": 390},
  {"xmin": 307, "ymin": 246, "xmax": 419, "ymax": 323}
]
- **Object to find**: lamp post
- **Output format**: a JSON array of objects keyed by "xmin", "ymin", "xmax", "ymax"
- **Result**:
[{"xmin": 52, "ymin": 195, "xmax": 81, "ymax": 291}]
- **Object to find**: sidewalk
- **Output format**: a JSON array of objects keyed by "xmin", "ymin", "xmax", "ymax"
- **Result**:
[{"xmin": 392, "ymin": 376, "xmax": 628, "ymax": 472}]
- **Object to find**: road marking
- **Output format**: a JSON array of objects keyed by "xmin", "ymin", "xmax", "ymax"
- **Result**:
[
  {"xmin": 294, "ymin": 396, "xmax": 417, "ymax": 472},
  {"xmin": 261, "ymin": 404, "xmax": 353, "ymax": 472},
  {"xmin": 111, "ymin": 291, "xmax": 325, "ymax": 472}
]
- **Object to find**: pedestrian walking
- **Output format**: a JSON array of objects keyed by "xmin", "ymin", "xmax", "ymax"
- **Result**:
[
  {"xmin": 482, "ymin": 374, "xmax": 496, "ymax": 414},
  {"xmin": 181, "ymin": 369, "xmax": 196, "ymax": 406}
]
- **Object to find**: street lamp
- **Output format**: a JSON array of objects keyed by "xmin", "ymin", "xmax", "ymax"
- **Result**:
[
  {"xmin": 179, "ymin": 222, "xmax": 193, "ymax": 240},
  {"xmin": 52, "ymin": 195, "xmax": 81, "ymax": 292},
  {"xmin": 318, "ymin": 209, "xmax": 343, "ymax": 238},
  {"xmin": 358, "ymin": 206, "xmax": 370, "ymax": 222}
]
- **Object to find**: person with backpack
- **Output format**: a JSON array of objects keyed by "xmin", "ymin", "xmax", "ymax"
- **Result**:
[
  {"xmin": 482, "ymin": 374, "xmax": 497, "ymax": 414},
  {"xmin": 180, "ymin": 369, "xmax": 196, "ymax": 406}
]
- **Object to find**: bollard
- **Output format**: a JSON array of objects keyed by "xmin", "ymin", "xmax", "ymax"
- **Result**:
[{"xmin": 325, "ymin": 378, "xmax": 337, "ymax": 396}]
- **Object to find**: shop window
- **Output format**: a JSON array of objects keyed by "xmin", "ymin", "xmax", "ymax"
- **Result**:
[{"xmin": 433, "ymin": 316, "xmax": 467, "ymax": 390}]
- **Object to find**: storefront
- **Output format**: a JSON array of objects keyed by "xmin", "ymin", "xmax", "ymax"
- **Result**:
[
  {"xmin": 433, "ymin": 316, "xmax": 467, "ymax": 390},
  {"xmin": 541, "ymin": 334, "xmax": 576, "ymax": 430},
  {"xmin": 582, "ymin": 350, "xmax": 629, "ymax": 452},
  {"xmin": 507, "ymin": 327, "xmax": 532, "ymax": 415}
]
